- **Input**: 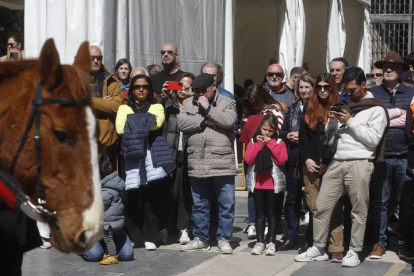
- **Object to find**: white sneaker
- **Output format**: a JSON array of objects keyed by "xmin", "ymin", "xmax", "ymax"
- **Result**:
[
  {"xmin": 217, "ymin": 239, "xmax": 233, "ymax": 254},
  {"xmin": 265, "ymin": 242, "xmax": 276, "ymax": 256},
  {"xmin": 180, "ymin": 237, "xmax": 210, "ymax": 252},
  {"xmin": 251, "ymin": 242, "xmax": 265, "ymax": 255},
  {"xmin": 295, "ymin": 246, "xmax": 329, "ymax": 262},
  {"xmin": 179, "ymin": 229, "xmax": 191, "ymax": 245},
  {"xmin": 304, "ymin": 212, "xmax": 309, "ymax": 224},
  {"xmin": 342, "ymin": 250, "xmax": 360, "ymax": 267},
  {"xmin": 144, "ymin": 241, "xmax": 156, "ymax": 251},
  {"xmin": 247, "ymin": 225, "xmax": 256, "ymax": 239},
  {"xmin": 40, "ymin": 238, "xmax": 52, "ymax": 249}
]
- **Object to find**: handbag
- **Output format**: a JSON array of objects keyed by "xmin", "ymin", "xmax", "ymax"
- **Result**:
[{"xmin": 320, "ymin": 125, "xmax": 344, "ymax": 160}]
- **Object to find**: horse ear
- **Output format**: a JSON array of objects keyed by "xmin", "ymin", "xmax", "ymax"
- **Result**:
[
  {"xmin": 73, "ymin": 41, "xmax": 91, "ymax": 73},
  {"xmin": 39, "ymin": 38, "xmax": 62, "ymax": 88}
]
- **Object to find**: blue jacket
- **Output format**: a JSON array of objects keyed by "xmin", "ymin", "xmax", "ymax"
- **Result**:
[
  {"xmin": 121, "ymin": 113, "xmax": 176, "ymax": 190},
  {"xmin": 369, "ymin": 82, "xmax": 414, "ymax": 157},
  {"xmin": 102, "ymin": 171, "xmax": 125, "ymax": 231}
]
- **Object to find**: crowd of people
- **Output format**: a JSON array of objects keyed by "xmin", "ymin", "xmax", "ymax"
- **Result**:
[{"xmin": 4, "ymin": 34, "xmax": 414, "ymax": 269}]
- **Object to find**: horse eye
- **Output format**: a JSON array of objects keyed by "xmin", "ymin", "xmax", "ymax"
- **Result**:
[{"xmin": 53, "ymin": 130, "xmax": 70, "ymax": 144}]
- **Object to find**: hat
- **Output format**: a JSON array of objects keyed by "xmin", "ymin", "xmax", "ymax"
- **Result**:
[
  {"xmin": 374, "ymin": 51, "xmax": 410, "ymax": 71},
  {"xmin": 192, "ymin": 73, "xmax": 214, "ymax": 89}
]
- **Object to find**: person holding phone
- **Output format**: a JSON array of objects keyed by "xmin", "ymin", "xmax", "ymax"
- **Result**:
[{"xmin": 1, "ymin": 34, "xmax": 24, "ymax": 62}]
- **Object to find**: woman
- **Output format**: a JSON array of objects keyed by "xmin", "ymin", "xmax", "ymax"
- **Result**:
[
  {"xmin": 163, "ymin": 73, "xmax": 195, "ymax": 244},
  {"xmin": 115, "ymin": 58, "xmax": 132, "ymax": 92},
  {"xmin": 298, "ymin": 73, "xmax": 344, "ymax": 261},
  {"xmin": 279, "ymin": 73, "xmax": 316, "ymax": 251},
  {"xmin": 240, "ymin": 84, "xmax": 284, "ymax": 239},
  {"xmin": 1, "ymin": 34, "xmax": 24, "ymax": 62},
  {"xmin": 115, "ymin": 74, "xmax": 166, "ymax": 251}
]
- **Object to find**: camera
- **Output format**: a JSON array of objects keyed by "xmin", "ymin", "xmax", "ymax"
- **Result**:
[{"xmin": 331, "ymin": 106, "xmax": 342, "ymax": 113}]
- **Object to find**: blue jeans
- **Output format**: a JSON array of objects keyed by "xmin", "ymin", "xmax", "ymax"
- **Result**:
[
  {"xmin": 82, "ymin": 229, "xmax": 134, "ymax": 261},
  {"xmin": 190, "ymin": 176, "xmax": 235, "ymax": 242},
  {"xmin": 248, "ymin": 192, "xmax": 256, "ymax": 225},
  {"xmin": 374, "ymin": 158, "xmax": 410, "ymax": 246}
]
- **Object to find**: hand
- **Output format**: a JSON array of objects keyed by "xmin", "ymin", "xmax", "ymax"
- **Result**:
[
  {"xmin": 305, "ymin": 158, "xmax": 320, "ymax": 173},
  {"xmin": 331, "ymin": 108, "xmax": 351, "ymax": 124},
  {"xmin": 103, "ymin": 96, "xmax": 112, "ymax": 100},
  {"xmin": 320, "ymin": 163, "xmax": 327, "ymax": 175},
  {"xmin": 287, "ymin": 132, "xmax": 299, "ymax": 143},
  {"xmin": 328, "ymin": 106, "xmax": 336, "ymax": 119},
  {"xmin": 400, "ymin": 108, "xmax": 407, "ymax": 115},
  {"xmin": 256, "ymin": 135, "xmax": 265, "ymax": 142},
  {"xmin": 198, "ymin": 95, "xmax": 209, "ymax": 109},
  {"xmin": 161, "ymin": 81, "xmax": 171, "ymax": 98},
  {"xmin": 262, "ymin": 136, "xmax": 271, "ymax": 143},
  {"xmin": 205, "ymin": 120, "xmax": 216, "ymax": 129},
  {"xmin": 181, "ymin": 83, "xmax": 193, "ymax": 96}
]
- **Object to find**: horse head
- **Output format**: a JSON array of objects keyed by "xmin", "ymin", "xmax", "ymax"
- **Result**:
[{"xmin": 0, "ymin": 39, "xmax": 103, "ymax": 253}]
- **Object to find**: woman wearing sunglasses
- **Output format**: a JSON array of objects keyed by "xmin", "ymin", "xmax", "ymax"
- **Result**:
[
  {"xmin": 298, "ymin": 73, "xmax": 344, "ymax": 261},
  {"xmin": 278, "ymin": 73, "xmax": 316, "ymax": 251},
  {"xmin": 1, "ymin": 34, "xmax": 24, "ymax": 62},
  {"xmin": 239, "ymin": 84, "xmax": 284, "ymax": 240},
  {"xmin": 116, "ymin": 74, "xmax": 168, "ymax": 251}
]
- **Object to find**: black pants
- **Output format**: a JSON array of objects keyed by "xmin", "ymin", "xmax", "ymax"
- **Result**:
[
  {"xmin": 253, "ymin": 189, "xmax": 282, "ymax": 243},
  {"xmin": 399, "ymin": 177, "xmax": 414, "ymax": 247},
  {"xmin": 173, "ymin": 154, "xmax": 193, "ymax": 231}
]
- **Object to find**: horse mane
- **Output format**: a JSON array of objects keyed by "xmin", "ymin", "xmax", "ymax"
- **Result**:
[{"xmin": 0, "ymin": 59, "xmax": 92, "ymax": 103}]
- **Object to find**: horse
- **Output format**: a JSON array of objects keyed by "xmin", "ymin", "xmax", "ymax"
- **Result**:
[{"xmin": 0, "ymin": 39, "xmax": 103, "ymax": 254}]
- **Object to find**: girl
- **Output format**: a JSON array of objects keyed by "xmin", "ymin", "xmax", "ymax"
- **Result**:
[{"xmin": 244, "ymin": 114, "xmax": 288, "ymax": 256}]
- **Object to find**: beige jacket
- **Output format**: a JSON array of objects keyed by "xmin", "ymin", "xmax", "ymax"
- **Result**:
[{"xmin": 177, "ymin": 91, "xmax": 237, "ymax": 178}]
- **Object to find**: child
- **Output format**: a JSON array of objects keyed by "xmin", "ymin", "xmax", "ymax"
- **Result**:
[
  {"xmin": 82, "ymin": 143, "xmax": 134, "ymax": 264},
  {"xmin": 244, "ymin": 114, "xmax": 288, "ymax": 256}
]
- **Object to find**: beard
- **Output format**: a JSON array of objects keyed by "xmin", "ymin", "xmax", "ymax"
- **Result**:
[{"xmin": 268, "ymin": 79, "xmax": 281, "ymax": 88}]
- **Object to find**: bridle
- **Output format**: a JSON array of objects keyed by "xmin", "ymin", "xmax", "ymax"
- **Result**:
[{"xmin": 0, "ymin": 79, "xmax": 90, "ymax": 228}]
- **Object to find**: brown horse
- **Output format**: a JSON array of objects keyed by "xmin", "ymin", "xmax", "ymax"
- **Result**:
[{"xmin": 0, "ymin": 39, "xmax": 103, "ymax": 253}]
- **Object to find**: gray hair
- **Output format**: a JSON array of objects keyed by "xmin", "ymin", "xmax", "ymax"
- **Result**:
[
  {"xmin": 201, "ymin": 62, "xmax": 219, "ymax": 74},
  {"xmin": 130, "ymin": 67, "xmax": 149, "ymax": 78}
]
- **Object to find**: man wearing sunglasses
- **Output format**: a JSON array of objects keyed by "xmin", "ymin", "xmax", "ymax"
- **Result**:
[
  {"xmin": 368, "ymin": 51, "xmax": 414, "ymax": 260},
  {"xmin": 151, "ymin": 44, "xmax": 184, "ymax": 96},
  {"xmin": 371, "ymin": 68, "xmax": 384, "ymax": 85},
  {"xmin": 178, "ymin": 73, "xmax": 237, "ymax": 254},
  {"xmin": 263, "ymin": 63, "xmax": 294, "ymax": 111},
  {"xmin": 88, "ymin": 46, "xmax": 123, "ymax": 169}
]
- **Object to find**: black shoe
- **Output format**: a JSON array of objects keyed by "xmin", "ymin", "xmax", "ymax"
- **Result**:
[
  {"xmin": 279, "ymin": 240, "xmax": 299, "ymax": 251},
  {"xmin": 298, "ymin": 242, "xmax": 309, "ymax": 254}
]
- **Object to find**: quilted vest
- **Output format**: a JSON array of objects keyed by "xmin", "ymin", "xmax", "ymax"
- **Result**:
[{"xmin": 370, "ymin": 83, "xmax": 414, "ymax": 157}]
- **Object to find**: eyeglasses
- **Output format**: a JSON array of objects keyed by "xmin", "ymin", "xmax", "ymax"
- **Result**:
[
  {"xmin": 7, "ymin": 43, "xmax": 16, "ymax": 48},
  {"xmin": 267, "ymin": 72, "xmax": 284, "ymax": 78},
  {"xmin": 345, "ymin": 88, "xmax": 357, "ymax": 94},
  {"xmin": 160, "ymin": 50, "xmax": 174, "ymax": 55},
  {"xmin": 91, "ymin": 55, "xmax": 103, "ymax": 61},
  {"xmin": 315, "ymin": 84, "xmax": 331, "ymax": 91},
  {"xmin": 133, "ymin": 84, "xmax": 150, "ymax": 90},
  {"xmin": 194, "ymin": 88, "xmax": 207, "ymax": 94}
]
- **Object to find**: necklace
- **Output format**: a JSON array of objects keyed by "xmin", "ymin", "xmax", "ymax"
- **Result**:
[{"xmin": 135, "ymin": 101, "xmax": 149, "ymax": 110}]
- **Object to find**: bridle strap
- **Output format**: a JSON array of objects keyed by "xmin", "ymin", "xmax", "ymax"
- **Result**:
[{"xmin": 9, "ymin": 78, "xmax": 90, "ymax": 226}]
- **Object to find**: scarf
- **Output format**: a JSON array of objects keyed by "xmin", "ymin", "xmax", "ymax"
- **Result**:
[
  {"xmin": 253, "ymin": 133, "xmax": 273, "ymax": 175},
  {"xmin": 120, "ymin": 82, "xmax": 130, "ymax": 93},
  {"xmin": 332, "ymin": 97, "xmax": 390, "ymax": 163}
]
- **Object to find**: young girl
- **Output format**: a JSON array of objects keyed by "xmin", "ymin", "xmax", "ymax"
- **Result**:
[{"xmin": 244, "ymin": 114, "xmax": 288, "ymax": 255}]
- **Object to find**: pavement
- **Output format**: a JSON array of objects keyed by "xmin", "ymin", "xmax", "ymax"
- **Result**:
[{"xmin": 22, "ymin": 176, "xmax": 414, "ymax": 276}]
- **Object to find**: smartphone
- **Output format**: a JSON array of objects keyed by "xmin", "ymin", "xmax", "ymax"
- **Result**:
[
  {"xmin": 10, "ymin": 52, "xmax": 18, "ymax": 60},
  {"xmin": 167, "ymin": 81, "xmax": 183, "ymax": 91}
]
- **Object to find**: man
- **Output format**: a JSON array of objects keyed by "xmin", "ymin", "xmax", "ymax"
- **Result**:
[
  {"xmin": 201, "ymin": 62, "xmax": 234, "ymax": 100},
  {"xmin": 146, "ymin": 64, "xmax": 162, "ymax": 76},
  {"xmin": 368, "ymin": 51, "xmax": 414, "ymax": 259},
  {"xmin": 285, "ymin": 67, "xmax": 306, "ymax": 91},
  {"xmin": 329, "ymin": 57, "xmax": 349, "ymax": 100},
  {"xmin": 89, "ymin": 46, "xmax": 123, "ymax": 167},
  {"xmin": 372, "ymin": 67, "xmax": 384, "ymax": 85},
  {"xmin": 295, "ymin": 67, "xmax": 388, "ymax": 267},
  {"xmin": 177, "ymin": 73, "xmax": 237, "ymax": 254},
  {"xmin": 150, "ymin": 44, "xmax": 184, "ymax": 95},
  {"xmin": 263, "ymin": 63, "xmax": 294, "ymax": 111}
]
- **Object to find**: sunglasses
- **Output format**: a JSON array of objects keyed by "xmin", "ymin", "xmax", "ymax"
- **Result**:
[
  {"xmin": 345, "ymin": 88, "xmax": 357, "ymax": 94},
  {"xmin": 7, "ymin": 43, "xmax": 16, "ymax": 47},
  {"xmin": 194, "ymin": 88, "xmax": 207, "ymax": 94},
  {"xmin": 316, "ymin": 84, "xmax": 332, "ymax": 91},
  {"xmin": 91, "ymin": 55, "xmax": 103, "ymax": 61},
  {"xmin": 160, "ymin": 50, "xmax": 174, "ymax": 55},
  {"xmin": 267, "ymin": 72, "xmax": 284, "ymax": 78},
  {"xmin": 366, "ymin": 73, "xmax": 383, "ymax": 79},
  {"xmin": 133, "ymin": 84, "xmax": 150, "ymax": 90}
]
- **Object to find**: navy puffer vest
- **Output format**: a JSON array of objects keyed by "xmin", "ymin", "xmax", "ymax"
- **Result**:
[{"xmin": 369, "ymin": 82, "xmax": 414, "ymax": 157}]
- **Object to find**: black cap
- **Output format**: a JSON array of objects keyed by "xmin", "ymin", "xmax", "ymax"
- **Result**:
[{"xmin": 192, "ymin": 73, "xmax": 214, "ymax": 89}]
